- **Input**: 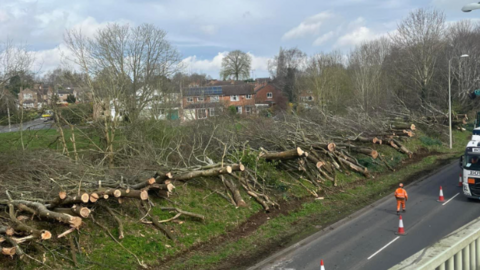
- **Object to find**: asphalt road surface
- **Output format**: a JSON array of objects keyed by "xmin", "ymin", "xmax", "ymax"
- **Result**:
[
  {"xmin": 0, "ymin": 118, "xmax": 53, "ymax": 133},
  {"xmin": 251, "ymin": 161, "xmax": 480, "ymax": 270}
]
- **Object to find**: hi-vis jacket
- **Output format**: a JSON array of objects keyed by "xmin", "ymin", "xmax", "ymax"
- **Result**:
[{"xmin": 394, "ymin": 188, "xmax": 408, "ymax": 200}]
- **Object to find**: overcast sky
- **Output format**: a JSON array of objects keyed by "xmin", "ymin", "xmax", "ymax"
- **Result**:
[{"xmin": 0, "ymin": 0, "xmax": 478, "ymax": 79}]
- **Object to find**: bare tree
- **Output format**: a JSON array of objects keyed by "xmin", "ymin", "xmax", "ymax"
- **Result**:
[
  {"xmin": 390, "ymin": 8, "xmax": 446, "ymax": 106},
  {"xmin": 303, "ymin": 51, "xmax": 352, "ymax": 111},
  {"xmin": 220, "ymin": 50, "xmax": 251, "ymax": 81},
  {"xmin": 64, "ymin": 23, "xmax": 182, "ymax": 167},
  {"xmin": 446, "ymin": 20, "xmax": 480, "ymax": 104},
  {"xmin": 268, "ymin": 47, "xmax": 306, "ymax": 102},
  {"xmin": 349, "ymin": 38, "xmax": 391, "ymax": 111},
  {"xmin": 0, "ymin": 40, "xmax": 35, "ymax": 100}
]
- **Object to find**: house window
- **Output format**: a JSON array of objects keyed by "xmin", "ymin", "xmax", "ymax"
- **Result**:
[
  {"xmin": 230, "ymin": 95, "xmax": 239, "ymax": 101},
  {"xmin": 197, "ymin": 109, "xmax": 207, "ymax": 119},
  {"xmin": 197, "ymin": 96, "xmax": 204, "ymax": 102},
  {"xmin": 187, "ymin": 97, "xmax": 194, "ymax": 103},
  {"xmin": 245, "ymin": 106, "xmax": 252, "ymax": 115},
  {"xmin": 210, "ymin": 95, "xmax": 219, "ymax": 102},
  {"xmin": 308, "ymin": 96, "xmax": 313, "ymax": 101},
  {"xmin": 236, "ymin": 106, "xmax": 243, "ymax": 114},
  {"xmin": 209, "ymin": 108, "xmax": 215, "ymax": 117},
  {"xmin": 267, "ymin": 92, "xmax": 273, "ymax": 99},
  {"xmin": 246, "ymin": 94, "xmax": 252, "ymax": 99},
  {"xmin": 24, "ymin": 94, "xmax": 32, "ymax": 99}
]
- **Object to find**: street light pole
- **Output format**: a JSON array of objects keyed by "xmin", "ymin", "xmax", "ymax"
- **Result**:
[
  {"xmin": 449, "ymin": 58, "xmax": 452, "ymax": 149},
  {"xmin": 448, "ymin": 54, "xmax": 469, "ymax": 149}
]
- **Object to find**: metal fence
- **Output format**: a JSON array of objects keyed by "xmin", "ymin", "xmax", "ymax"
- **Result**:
[{"xmin": 389, "ymin": 217, "xmax": 480, "ymax": 270}]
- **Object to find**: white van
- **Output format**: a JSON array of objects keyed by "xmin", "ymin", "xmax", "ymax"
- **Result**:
[{"xmin": 461, "ymin": 140, "xmax": 480, "ymax": 199}]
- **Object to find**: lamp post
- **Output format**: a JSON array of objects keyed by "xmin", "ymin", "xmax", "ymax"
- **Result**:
[
  {"xmin": 462, "ymin": 2, "xmax": 480, "ymax": 12},
  {"xmin": 449, "ymin": 54, "xmax": 469, "ymax": 149}
]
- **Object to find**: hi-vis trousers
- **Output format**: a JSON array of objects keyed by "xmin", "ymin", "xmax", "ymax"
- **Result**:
[{"xmin": 396, "ymin": 198, "xmax": 406, "ymax": 211}]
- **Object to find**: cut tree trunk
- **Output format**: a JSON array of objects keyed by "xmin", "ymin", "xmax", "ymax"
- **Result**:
[
  {"xmin": 173, "ymin": 164, "xmax": 243, "ymax": 182},
  {"xmin": 259, "ymin": 147, "xmax": 305, "ymax": 160},
  {"xmin": 221, "ymin": 176, "xmax": 247, "ymax": 207},
  {"xmin": 10, "ymin": 200, "xmax": 82, "ymax": 228},
  {"xmin": 337, "ymin": 157, "xmax": 370, "ymax": 178}
]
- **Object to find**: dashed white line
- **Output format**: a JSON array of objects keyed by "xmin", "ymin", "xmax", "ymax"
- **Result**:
[
  {"xmin": 442, "ymin": 193, "xmax": 460, "ymax": 206},
  {"xmin": 367, "ymin": 236, "xmax": 400, "ymax": 260}
]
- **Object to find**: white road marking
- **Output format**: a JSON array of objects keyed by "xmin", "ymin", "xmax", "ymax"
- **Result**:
[
  {"xmin": 367, "ymin": 237, "xmax": 400, "ymax": 260},
  {"xmin": 442, "ymin": 193, "xmax": 460, "ymax": 206}
]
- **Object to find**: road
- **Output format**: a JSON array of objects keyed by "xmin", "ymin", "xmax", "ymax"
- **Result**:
[
  {"xmin": 0, "ymin": 118, "xmax": 53, "ymax": 133},
  {"xmin": 251, "ymin": 161, "xmax": 480, "ymax": 270}
]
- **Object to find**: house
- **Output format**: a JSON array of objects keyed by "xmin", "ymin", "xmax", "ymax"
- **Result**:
[
  {"xmin": 18, "ymin": 88, "xmax": 39, "ymax": 109},
  {"xmin": 254, "ymin": 83, "xmax": 288, "ymax": 111},
  {"xmin": 56, "ymin": 87, "xmax": 77, "ymax": 103},
  {"xmin": 298, "ymin": 90, "xmax": 316, "ymax": 109},
  {"xmin": 181, "ymin": 84, "xmax": 255, "ymax": 121}
]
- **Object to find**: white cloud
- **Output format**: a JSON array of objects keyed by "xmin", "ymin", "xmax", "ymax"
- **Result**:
[
  {"xmin": 313, "ymin": 31, "xmax": 335, "ymax": 46},
  {"xmin": 181, "ymin": 51, "xmax": 271, "ymax": 78},
  {"xmin": 32, "ymin": 44, "xmax": 75, "ymax": 74},
  {"xmin": 335, "ymin": 26, "xmax": 378, "ymax": 47},
  {"xmin": 282, "ymin": 11, "xmax": 334, "ymax": 40},
  {"xmin": 199, "ymin": 25, "xmax": 218, "ymax": 36}
]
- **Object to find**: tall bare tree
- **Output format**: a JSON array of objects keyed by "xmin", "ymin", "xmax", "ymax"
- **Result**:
[
  {"xmin": 268, "ymin": 47, "xmax": 306, "ymax": 102},
  {"xmin": 0, "ymin": 40, "xmax": 35, "ymax": 100},
  {"xmin": 64, "ymin": 23, "xmax": 182, "ymax": 167},
  {"xmin": 220, "ymin": 50, "xmax": 251, "ymax": 81},
  {"xmin": 349, "ymin": 38, "xmax": 391, "ymax": 111},
  {"xmin": 390, "ymin": 8, "xmax": 446, "ymax": 106},
  {"xmin": 446, "ymin": 20, "xmax": 480, "ymax": 104}
]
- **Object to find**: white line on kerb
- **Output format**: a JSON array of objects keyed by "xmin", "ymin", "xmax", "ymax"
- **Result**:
[
  {"xmin": 442, "ymin": 193, "xmax": 460, "ymax": 206},
  {"xmin": 367, "ymin": 237, "xmax": 400, "ymax": 260}
]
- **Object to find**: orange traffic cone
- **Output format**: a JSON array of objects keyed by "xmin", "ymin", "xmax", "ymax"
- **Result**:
[
  {"xmin": 438, "ymin": 186, "xmax": 445, "ymax": 202},
  {"xmin": 395, "ymin": 215, "xmax": 406, "ymax": 235},
  {"xmin": 459, "ymin": 174, "xmax": 463, "ymax": 187},
  {"xmin": 320, "ymin": 259, "xmax": 325, "ymax": 270}
]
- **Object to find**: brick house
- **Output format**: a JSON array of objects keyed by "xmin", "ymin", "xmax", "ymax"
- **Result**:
[
  {"xmin": 254, "ymin": 83, "xmax": 288, "ymax": 111},
  {"xmin": 56, "ymin": 87, "xmax": 77, "ymax": 103},
  {"xmin": 18, "ymin": 88, "xmax": 39, "ymax": 109},
  {"xmin": 182, "ymin": 84, "xmax": 255, "ymax": 121},
  {"xmin": 298, "ymin": 90, "xmax": 316, "ymax": 109}
]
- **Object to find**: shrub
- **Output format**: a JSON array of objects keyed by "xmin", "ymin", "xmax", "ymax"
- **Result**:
[{"xmin": 58, "ymin": 103, "xmax": 93, "ymax": 125}]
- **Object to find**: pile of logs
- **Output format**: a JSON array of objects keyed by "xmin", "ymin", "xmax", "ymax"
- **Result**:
[{"xmin": 0, "ymin": 118, "xmax": 417, "ymax": 263}]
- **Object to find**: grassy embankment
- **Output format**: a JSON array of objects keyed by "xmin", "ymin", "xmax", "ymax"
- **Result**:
[{"xmin": 0, "ymin": 124, "xmax": 471, "ymax": 270}]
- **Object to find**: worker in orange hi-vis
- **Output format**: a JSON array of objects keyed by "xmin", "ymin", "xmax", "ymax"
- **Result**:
[{"xmin": 394, "ymin": 183, "xmax": 408, "ymax": 215}]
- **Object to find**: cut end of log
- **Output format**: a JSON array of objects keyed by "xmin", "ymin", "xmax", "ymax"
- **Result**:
[
  {"xmin": 79, "ymin": 207, "xmax": 91, "ymax": 218},
  {"xmin": 2, "ymin": 247, "xmax": 16, "ymax": 257},
  {"xmin": 410, "ymin": 124, "xmax": 416, "ymax": 131},
  {"xmin": 239, "ymin": 164, "xmax": 245, "ymax": 171},
  {"xmin": 296, "ymin": 147, "xmax": 305, "ymax": 156},
  {"xmin": 6, "ymin": 227, "xmax": 14, "ymax": 236},
  {"xmin": 103, "ymin": 194, "xmax": 109, "ymax": 199},
  {"xmin": 226, "ymin": 166, "xmax": 233, "ymax": 174},
  {"xmin": 140, "ymin": 190, "xmax": 149, "ymax": 201},
  {"xmin": 70, "ymin": 216, "xmax": 82, "ymax": 228},
  {"xmin": 41, "ymin": 230, "xmax": 52, "ymax": 240},
  {"xmin": 0, "ymin": 237, "xmax": 5, "ymax": 243},
  {"xmin": 304, "ymin": 152, "xmax": 309, "ymax": 157},
  {"xmin": 166, "ymin": 172, "xmax": 173, "ymax": 179},
  {"xmin": 327, "ymin": 143, "xmax": 336, "ymax": 152},
  {"xmin": 316, "ymin": 161, "xmax": 325, "ymax": 169},
  {"xmin": 114, "ymin": 190, "xmax": 122, "ymax": 198},
  {"xmin": 90, "ymin": 193, "xmax": 99, "ymax": 203},
  {"xmin": 81, "ymin": 193, "xmax": 90, "ymax": 204},
  {"xmin": 371, "ymin": 150, "xmax": 379, "ymax": 159},
  {"xmin": 59, "ymin": 191, "xmax": 67, "ymax": 200},
  {"xmin": 166, "ymin": 183, "xmax": 175, "ymax": 192},
  {"xmin": 148, "ymin": 178, "xmax": 156, "ymax": 185}
]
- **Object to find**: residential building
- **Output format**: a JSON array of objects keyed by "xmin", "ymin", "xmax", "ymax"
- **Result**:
[
  {"xmin": 182, "ymin": 84, "xmax": 255, "ymax": 121},
  {"xmin": 56, "ymin": 86, "xmax": 77, "ymax": 103},
  {"xmin": 298, "ymin": 90, "xmax": 316, "ymax": 109},
  {"xmin": 254, "ymin": 83, "xmax": 288, "ymax": 111},
  {"xmin": 18, "ymin": 88, "xmax": 39, "ymax": 109}
]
